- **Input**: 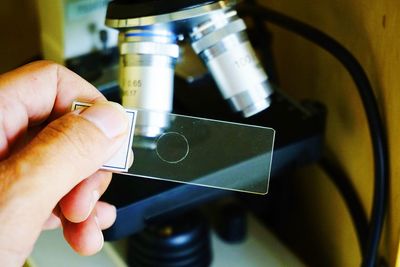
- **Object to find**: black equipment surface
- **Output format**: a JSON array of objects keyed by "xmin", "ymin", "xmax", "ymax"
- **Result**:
[{"xmin": 101, "ymin": 74, "xmax": 326, "ymax": 240}]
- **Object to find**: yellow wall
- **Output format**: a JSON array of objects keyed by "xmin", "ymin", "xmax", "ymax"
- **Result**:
[
  {"xmin": 261, "ymin": 0, "xmax": 400, "ymax": 266},
  {"xmin": 0, "ymin": 1, "xmax": 40, "ymax": 73},
  {"xmin": 1, "ymin": 0, "xmax": 399, "ymax": 266}
]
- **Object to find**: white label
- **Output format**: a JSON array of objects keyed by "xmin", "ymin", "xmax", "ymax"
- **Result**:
[{"xmin": 71, "ymin": 101, "xmax": 137, "ymax": 172}]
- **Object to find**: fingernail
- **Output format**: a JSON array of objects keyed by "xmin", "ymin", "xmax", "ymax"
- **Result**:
[
  {"xmin": 128, "ymin": 150, "xmax": 134, "ymax": 168},
  {"xmin": 94, "ymin": 215, "xmax": 104, "ymax": 251},
  {"xmin": 82, "ymin": 190, "xmax": 100, "ymax": 221},
  {"xmin": 80, "ymin": 101, "xmax": 128, "ymax": 139},
  {"xmin": 94, "ymin": 215, "xmax": 100, "ymax": 229},
  {"xmin": 111, "ymin": 204, "xmax": 117, "ymax": 215}
]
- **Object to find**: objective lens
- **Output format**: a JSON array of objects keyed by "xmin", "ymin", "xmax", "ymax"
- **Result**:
[
  {"xmin": 119, "ymin": 29, "xmax": 179, "ymax": 137},
  {"xmin": 190, "ymin": 9, "xmax": 273, "ymax": 117}
]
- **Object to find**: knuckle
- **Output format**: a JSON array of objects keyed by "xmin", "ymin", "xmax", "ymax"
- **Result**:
[
  {"xmin": 0, "ymin": 162, "xmax": 12, "ymax": 196},
  {"xmin": 32, "ymin": 60, "xmax": 60, "ymax": 69},
  {"xmin": 30, "ymin": 60, "xmax": 67, "ymax": 82}
]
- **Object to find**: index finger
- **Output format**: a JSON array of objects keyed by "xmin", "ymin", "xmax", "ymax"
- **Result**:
[
  {"xmin": 0, "ymin": 60, "xmax": 105, "ymax": 123},
  {"xmin": 0, "ymin": 60, "xmax": 105, "ymax": 154}
]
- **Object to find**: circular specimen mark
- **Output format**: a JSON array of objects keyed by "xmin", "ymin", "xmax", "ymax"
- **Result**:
[{"xmin": 156, "ymin": 132, "xmax": 189, "ymax": 163}]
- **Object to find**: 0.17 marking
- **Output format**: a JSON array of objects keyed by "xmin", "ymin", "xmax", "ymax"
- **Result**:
[{"xmin": 123, "ymin": 79, "xmax": 142, "ymax": 96}]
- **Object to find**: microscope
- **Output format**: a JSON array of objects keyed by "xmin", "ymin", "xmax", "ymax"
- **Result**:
[
  {"xmin": 106, "ymin": 0, "xmax": 274, "ymax": 134},
  {"xmin": 34, "ymin": 0, "xmax": 326, "ymax": 266},
  {"xmin": 99, "ymin": 1, "xmax": 325, "ymax": 266}
]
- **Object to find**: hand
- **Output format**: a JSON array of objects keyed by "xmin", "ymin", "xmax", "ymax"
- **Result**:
[{"xmin": 0, "ymin": 61, "xmax": 130, "ymax": 266}]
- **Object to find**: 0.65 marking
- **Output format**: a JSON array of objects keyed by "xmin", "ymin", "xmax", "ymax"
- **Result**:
[
  {"xmin": 123, "ymin": 79, "xmax": 142, "ymax": 96},
  {"xmin": 127, "ymin": 79, "xmax": 142, "ymax": 88}
]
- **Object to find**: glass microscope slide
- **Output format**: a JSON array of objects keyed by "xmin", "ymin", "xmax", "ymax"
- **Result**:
[{"xmin": 125, "ymin": 109, "xmax": 275, "ymax": 195}]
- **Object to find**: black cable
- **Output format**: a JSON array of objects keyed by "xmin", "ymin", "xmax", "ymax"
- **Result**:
[
  {"xmin": 320, "ymin": 156, "xmax": 369, "ymax": 253},
  {"xmin": 245, "ymin": 0, "xmax": 280, "ymax": 85},
  {"xmin": 238, "ymin": 4, "xmax": 389, "ymax": 267}
]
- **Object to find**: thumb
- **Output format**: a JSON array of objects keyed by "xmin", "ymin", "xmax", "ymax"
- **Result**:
[
  {"xmin": 16, "ymin": 100, "xmax": 129, "ymax": 205},
  {"xmin": 0, "ymin": 101, "xmax": 128, "ymax": 263}
]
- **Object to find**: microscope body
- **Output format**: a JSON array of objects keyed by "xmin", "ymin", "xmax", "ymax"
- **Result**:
[
  {"xmin": 32, "ymin": 2, "xmax": 326, "ymax": 266},
  {"xmin": 106, "ymin": 0, "xmax": 274, "ymax": 138}
]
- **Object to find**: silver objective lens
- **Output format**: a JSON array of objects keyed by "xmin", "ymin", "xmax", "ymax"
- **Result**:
[
  {"xmin": 107, "ymin": 0, "xmax": 273, "ymax": 121},
  {"xmin": 119, "ymin": 29, "xmax": 179, "ymax": 137},
  {"xmin": 190, "ymin": 9, "xmax": 273, "ymax": 117}
]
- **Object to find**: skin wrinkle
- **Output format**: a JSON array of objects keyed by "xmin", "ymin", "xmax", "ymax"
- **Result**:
[
  {"xmin": 51, "ymin": 63, "xmax": 105, "ymax": 121},
  {"xmin": 3, "ymin": 98, "xmax": 29, "ymax": 150},
  {"xmin": 3, "ymin": 70, "xmax": 110, "ymax": 208},
  {"xmin": 61, "ymin": 171, "xmax": 112, "ymax": 223},
  {"xmin": 1, "ymin": 62, "xmax": 54, "ymax": 125},
  {"xmin": 0, "ymin": 111, "xmax": 120, "ymax": 261},
  {"xmin": 22, "ymin": 113, "xmax": 123, "ymax": 198},
  {"xmin": 0, "ymin": 162, "xmax": 11, "ymax": 199},
  {"xmin": 0, "ymin": 130, "xmax": 8, "ymax": 160},
  {"xmin": 15, "ymin": 72, "xmax": 54, "ymax": 124},
  {"xmin": 0, "ymin": 61, "xmax": 125, "ymax": 262},
  {"xmin": 50, "ymin": 63, "xmax": 65, "ymax": 120},
  {"xmin": 56, "ymin": 62, "xmax": 62, "ymax": 104},
  {"xmin": 22, "ymin": 62, "xmax": 57, "ymax": 123},
  {"xmin": 0, "ymin": 62, "xmax": 56, "ymax": 159},
  {"xmin": 31, "ymin": 117, "xmax": 101, "ymax": 183},
  {"xmin": 0, "ymin": 62, "xmax": 111, "ymax": 180},
  {"xmin": 0, "ymin": 159, "xmax": 55, "ymax": 262},
  {"xmin": 0, "ymin": 181, "xmax": 46, "ymax": 267},
  {"xmin": 41, "ymin": 116, "xmax": 94, "ymax": 161},
  {"xmin": 0, "ymin": 108, "xmax": 9, "ymax": 159},
  {"xmin": 1, "ymin": 61, "xmax": 97, "ymax": 127},
  {"xmin": 0, "ymin": 151, "xmax": 45, "ymax": 202},
  {"xmin": 0, "ymin": 94, "xmax": 10, "ymax": 152}
]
